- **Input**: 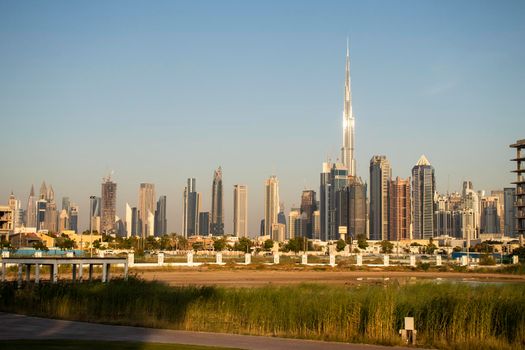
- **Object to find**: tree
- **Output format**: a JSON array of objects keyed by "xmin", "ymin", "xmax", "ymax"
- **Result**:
[
  {"xmin": 380, "ymin": 240, "xmax": 393, "ymax": 254},
  {"xmin": 263, "ymin": 239, "xmax": 274, "ymax": 251},
  {"xmin": 425, "ymin": 243, "xmax": 437, "ymax": 255},
  {"xmin": 234, "ymin": 237, "xmax": 253, "ymax": 253},
  {"xmin": 213, "ymin": 237, "xmax": 227, "ymax": 251},
  {"xmin": 336, "ymin": 239, "xmax": 347, "ymax": 252},
  {"xmin": 32, "ymin": 240, "xmax": 49, "ymax": 252},
  {"xmin": 176, "ymin": 236, "xmax": 189, "ymax": 250},
  {"xmin": 356, "ymin": 234, "xmax": 368, "ymax": 250},
  {"xmin": 159, "ymin": 235, "xmax": 172, "ymax": 250},
  {"xmin": 55, "ymin": 234, "xmax": 76, "ymax": 251},
  {"xmin": 145, "ymin": 236, "xmax": 160, "ymax": 251},
  {"xmin": 192, "ymin": 241, "xmax": 204, "ymax": 251}
]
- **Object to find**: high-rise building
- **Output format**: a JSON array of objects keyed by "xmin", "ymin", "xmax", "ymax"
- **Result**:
[
  {"xmin": 510, "ymin": 139, "xmax": 525, "ymax": 237},
  {"xmin": 199, "ymin": 212, "xmax": 210, "ymax": 235},
  {"xmin": 504, "ymin": 187, "xmax": 516, "ymax": 237},
  {"xmin": 44, "ymin": 185, "xmax": 58, "ymax": 233},
  {"xmin": 300, "ymin": 190, "xmax": 317, "ymax": 239},
  {"xmin": 25, "ymin": 185, "xmax": 36, "ymax": 228},
  {"xmin": 138, "ymin": 183, "xmax": 156, "ymax": 238},
  {"xmin": 131, "ymin": 207, "xmax": 139, "ymax": 236},
  {"xmin": 337, "ymin": 176, "xmax": 367, "ymax": 240},
  {"xmin": 490, "ymin": 190, "xmax": 505, "ymax": 234},
  {"xmin": 313, "ymin": 210, "xmax": 320, "ymax": 240},
  {"xmin": 101, "ymin": 175, "xmax": 117, "ymax": 235},
  {"xmin": 288, "ymin": 208, "xmax": 301, "ymax": 239},
  {"xmin": 341, "ymin": 40, "xmax": 356, "ymax": 176},
  {"xmin": 125, "ymin": 203, "xmax": 132, "ymax": 238},
  {"xmin": 182, "ymin": 178, "xmax": 200, "ymax": 237},
  {"xmin": 211, "ymin": 167, "xmax": 224, "ymax": 235},
  {"xmin": 480, "ymin": 196, "xmax": 501, "ymax": 234},
  {"xmin": 320, "ymin": 162, "xmax": 348, "ymax": 241},
  {"xmin": 8, "ymin": 192, "xmax": 22, "ymax": 229},
  {"xmin": 389, "ymin": 177, "xmax": 411, "ymax": 241},
  {"xmin": 233, "ymin": 185, "xmax": 248, "ymax": 238},
  {"xmin": 58, "ymin": 209, "xmax": 69, "ymax": 232},
  {"xmin": 369, "ymin": 155, "xmax": 391, "ymax": 241},
  {"xmin": 62, "ymin": 197, "xmax": 70, "ymax": 213},
  {"xmin": 412, "ymin": 155, "xmax": 435, "ymax": 239},
  {"xmin": 462, "ymin": 181, "xmax": 480, "ymax": 239},
  {"xmin": 69, "ymin": 205, "xmax": 78, "ymax": 233},
  {"xmin": 264, "ymin": 176, "xmax": 280, "ymax": 237},
  {"xmin": 90, "ymin": 196, "xmax": 101, "ymax": 233},
  {"xmin": 155, "ymin": 195, "xmax": 167, "ymax": 236}
]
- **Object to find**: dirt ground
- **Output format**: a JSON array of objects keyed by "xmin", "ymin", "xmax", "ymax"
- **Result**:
[{"xmin": 134, "ymin": 269, "xmax": 525, "ymax": 287}]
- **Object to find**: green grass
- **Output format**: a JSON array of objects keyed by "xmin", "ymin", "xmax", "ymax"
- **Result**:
[
  {"xmin": 1, "ymin": 278, "xmax": 524, "ymax": 350},
  {"xmin": 0, "ymin": 340, "xmax": 239, "ymax": 350}
]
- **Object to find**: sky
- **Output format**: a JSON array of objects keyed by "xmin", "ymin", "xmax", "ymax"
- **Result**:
[{"xmin": 1, "ymin": 0, "xmax": 524, "ymax": 236}]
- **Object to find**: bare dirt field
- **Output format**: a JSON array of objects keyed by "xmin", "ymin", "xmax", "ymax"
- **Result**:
[{"xmin": 134, "ymin": 268, "xmax": 525, "ymax": 287}]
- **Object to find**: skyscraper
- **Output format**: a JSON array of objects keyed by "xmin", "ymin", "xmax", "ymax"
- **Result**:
[
  {"xmin": 138, "ymin": 183, "xmax": 156, "ymax": 238},
  {"xmin": 155, "ymin": 195, "xmax": 167, "ymax": 236},
  {"xmin": 199, "ymin": 212, "xmax": 210, "ymax": 235},
  {"xmin": 320, "ymin": 162, "xmax": 348, "ymax": 241},
  {"xmin": 44, "ymin": 185, "xmax": 58, "ymax": 233},
  {"xmin": 510, "ymin": 139, "xmax": 525, "ymax": 237},
  {"xmin": 288, "ymin": 208, "xmax": 301, "ymax": 239},
  {"xmin": 337, "ymin": 176, "xmax": 367, "ymax": 240},
  {"xmin": 300, "ymin": 190, "xmax": 317, "ymax": 239},
  {"xmin": 125, "ymin": 203, "xmax": 132, "ymax": 238},
  {"xmin": 341, "ymin": 40, "xmax": 356, "ymax": 176},
  {"xmin": 233, "ymin": 185, "xmax": 248, "ymax": 238},
  {"xmin": 25, "ymin": 185, "xmax": 36, "ymax": 228},
  {"xmin": 389, "ymin": 177, "xmax": 411, "ymax": 241},
  {"xmin": 211, "ymin": 167, "xmax": 224, "ymax": 235},
  {"xmin": 69, "ymin": 205, "xmax": 78, "ymax": 233},
  {"xmin": 412, "ymin": 155, "xmax": 435, "ymax": 239},
  {"xmin": 462, "ymin": 181, "xmax": 480, "ymax": 238},
  {"xmin": 369, "ymin": 155, "xmax": 391, "ymax": 241},
  {"xmin": 264, "ymin": 176, "xmax": 279, "ymax": 237},
  {"xmin": 90, "ymin": 196, "xmax": 101, "ymax": 233},
  {"xmin": 101, "ymin": 175, "xmax": 117, "ymax": 235},
  {"xmin": 182, "ymin": 178, "xmax": 200, "ymax": 237},
  {"xmin": 504, "ymin": 187, "xmax": 516, "ymax": 237}
]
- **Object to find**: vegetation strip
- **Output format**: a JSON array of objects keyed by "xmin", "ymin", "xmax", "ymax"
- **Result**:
[{"xmin": 1, "ymin": 278, "xmax": 524, "ymax": 350}]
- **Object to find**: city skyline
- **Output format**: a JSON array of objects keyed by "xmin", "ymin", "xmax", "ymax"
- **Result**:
[{"xmin": 1, "ymin": 1, "xmax": 524, "ymax": 235}]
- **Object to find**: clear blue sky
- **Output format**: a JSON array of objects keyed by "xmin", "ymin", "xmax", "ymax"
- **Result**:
[{"xmin": 1, "ymin": 0, "xmax": 524, "ymax": 235}]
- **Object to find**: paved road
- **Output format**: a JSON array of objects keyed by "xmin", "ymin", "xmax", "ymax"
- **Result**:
[{"xmin": 0, "ymin": 313, "xmax": 412, "ymax": 350}]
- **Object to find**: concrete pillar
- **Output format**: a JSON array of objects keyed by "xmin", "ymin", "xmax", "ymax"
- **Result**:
[
  {"xmin": 127, "ymin": 253, "xmax": 135, "ymax": 267},
  {"xmin": 216, "ymin": 252, "xmax": 222, "ymax": 264},
  {"xmin": 52, "ymin": 263, "xmax": 58, "ymax": 283},
  {"xmin": 301, "ymin": 254, "xmax": 308, "ymax": 265},
  {"xmin": 436, "ymin": 255, "xmax": 442, "ymax": 266},
  {"xmin": 187, "ymin": 252, "xmax": 193, "ymax": 265},
  {"xmin": 329, "ymin": 254, "xmax": 336, "ymax": 267},
  {"xmin": 78, "ymin": 263, "xmax": 83, "ymax": 281},
  {"xmin": 25, "ymin": 264, "xmax": 30, "ymax": 282},
  {"xmin": 157, "ymin": 252, "xmax": 164, "ymax": 266},
  {"xmin": 273, "ymin": 253, "xmax": 280, "ymax": 264},
  {"xmin": 245, "ymin": 253, "xmax": 251, "ymax": 264},
  {"xmin": 356, "ymin": 254, "xmax": 362, "ymax": 266},
  {"xmin": 106, "ymin": 264, "xmax": 111, "ymax": 282},
  {"xmin": 17, "ymin": 264, "xmax": 23, "ymax": 288},
  {"xmin": 72, "ymin": 264, "xmax": 77, "ymax": 282},
  {"xmin": 124, "ymin": 261, "xmax": 128, "ymax": 281},
  {"xmin": 383, "ymin": 255, "xmax": 390, "ymax": 267},
  {"xmin": 89, "ymin": 264, "xmax": 93, "ymax": 281},
  {"xmin": 35, "ymin": 264, "xmax": 40, "ymax": 284},
  {"xmin": 1, "ymin": 262, "xmax": 5, "ymax": 282},
  {"xmin": 102, "ymin": 263, "xmax": 107, "ymax": 283},
  {"xmin": 34, "ymin": 251, "xmax": 42, "ymax": 258},
  {"xmin": 461, "ymin": 256, "xmax": 468, "ymax": 266},
  {"xmin": 512, "ymin": 255, "xmax": 519, "ymax": 264},
  {"xmin": 410, "ymin": 255, "xmax": 416, "ymax": 267}
]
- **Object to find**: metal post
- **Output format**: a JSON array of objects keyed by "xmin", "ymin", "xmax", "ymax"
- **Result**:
[
  {"xmin": 35, "ymin": 264, "xmax": 40, "ymax": 284},
  {"xmin": 106, "ymin": 263, "xmax": 111, "ymax": 282}
]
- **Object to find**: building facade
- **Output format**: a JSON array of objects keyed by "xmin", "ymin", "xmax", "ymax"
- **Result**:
[
  {"xmin": 233, "ymin": 184, "xmax": 248, "ymax": 237},
  {"xmin": 389, "ymin": 177, "xmax": 411, "ymax": 241},
  {"xmin": 369, "ymin": 155, "xmax": 391, "ymax": 241},
  {"xmin": 101, "ymin": 176, "xmax": 117, "ymax": 235},
  {"xmin": 138, "ymin": 183, "xmax": 156, "ymax": 238},
  {"xmin": 264, "ymin": 176, "xmax": 279, "ymax": 237},
  {"xmin": 412, "ymin": 155, "xmax": 435, "ymax": 239}
]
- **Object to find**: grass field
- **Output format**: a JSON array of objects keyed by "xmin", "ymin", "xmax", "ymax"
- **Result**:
[
  {"xmin": 0, "ymin": 340, "xmax": 239, "ymax": 350},
  {"xmin": 1, "ymin": 278, "xmax": 524, "ymax": 350}
]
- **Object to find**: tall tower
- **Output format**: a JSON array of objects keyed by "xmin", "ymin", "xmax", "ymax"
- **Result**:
[
  {"xmin": 211, "ymin": 167, "xmax": 224, "ymax": 235},
  {"xmin": 233, "ymin": 184, "xmax": 248, "ymax": 238},
  {"xmin": 412, "ymin": 155, "xmax": 435, "ymax": 239},
  {"xmin": 341, "ymin": 39, "xmax": 356, "ymax": 176},
  {"xmin": 389, "ymin": 177, "xmax": 411, "ymax": 241},
  {"xmin": 101, "ymin": 175, "xmax": 117, "ymax": 235},
  {"xmin": 370, "ymin": 155, "xmax": 391, "ymax": 241},
  {"xmin": 182, "ymin": 178, "xmax": 200, "ymax": 237},
  {"xmin": 264, "ymin": 176, "xmax": 280, "ymax": 237},
  {"xmin": 138, "ymin": 183, "xmax": 156, "ymax": 237},
  {"xmin": 26, "ymin": 185, "xmax": 36, "ymax": 228}
]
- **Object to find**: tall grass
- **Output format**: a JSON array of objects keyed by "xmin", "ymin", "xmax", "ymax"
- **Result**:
[{"xmin": 0, "ymin": 279, "xmax": 523, "ymax": 349}]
